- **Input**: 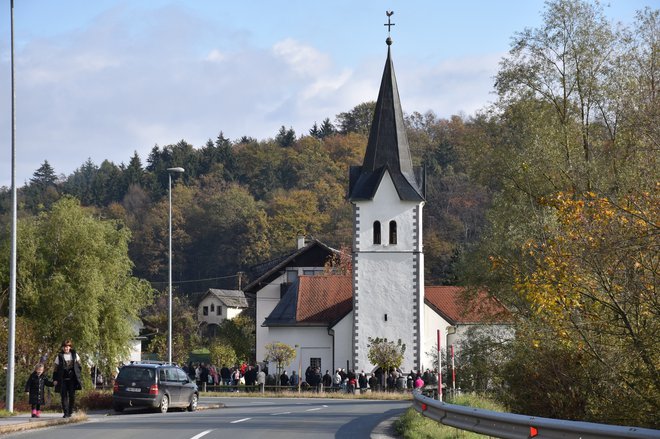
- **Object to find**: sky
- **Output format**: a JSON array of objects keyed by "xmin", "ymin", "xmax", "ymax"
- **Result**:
[{"xmin": 0, "ymin": 0, "xmax": 653, "ymax": 188}]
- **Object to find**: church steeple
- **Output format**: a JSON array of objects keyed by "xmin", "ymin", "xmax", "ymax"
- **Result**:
[{"xmin": 348, "ymin": 30, "xmax": 425, "ymax": 202}]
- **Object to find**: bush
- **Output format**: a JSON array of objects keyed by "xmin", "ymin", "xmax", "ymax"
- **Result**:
[{"xmin": 78, "ymin": 390, "xmax": 113, "ymax": 411}]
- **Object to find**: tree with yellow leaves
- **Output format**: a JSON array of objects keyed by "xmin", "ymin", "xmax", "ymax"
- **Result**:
[{"xmin": 515, "ymin": 189, "xmax": 659, "ymax": 424}]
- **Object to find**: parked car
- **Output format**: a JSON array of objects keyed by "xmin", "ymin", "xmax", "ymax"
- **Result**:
[{"xmin": 112, "ymin": 362, "xmax": 198, "ymax": 413}]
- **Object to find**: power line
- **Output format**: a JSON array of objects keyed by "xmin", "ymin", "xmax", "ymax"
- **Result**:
[{"xmin": 149, "ymin": 273, "xmax": 241, "ymax": 285}]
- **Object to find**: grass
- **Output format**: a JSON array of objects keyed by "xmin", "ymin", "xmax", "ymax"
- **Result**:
[{"xmin": 393, "ymin": 393, "xmax": 507, "ymax": 439}]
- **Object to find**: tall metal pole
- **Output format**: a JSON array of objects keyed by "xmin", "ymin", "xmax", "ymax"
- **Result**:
[
  {"xmin": 6, "ymin": 0, "xmax": 17, "ymax": 413},
  {"xmin": 451, "ymin": 344, "xmax": 456, "ymax": 392},
  {"xmin": 437, "ymin": 329, "xmax": 442, "ymax": 401},
  {"xmin": 166, "ymin": 167, "xmax": 184, "ymax": 364},
  {"xmin": 168, "ymin": 172, "xmax": 172, "ymax": 364}
]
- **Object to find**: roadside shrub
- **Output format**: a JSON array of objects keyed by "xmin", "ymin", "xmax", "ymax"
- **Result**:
[{"xmin": 78, "ymin": 390, "xmax": 113, "ymax": 411}]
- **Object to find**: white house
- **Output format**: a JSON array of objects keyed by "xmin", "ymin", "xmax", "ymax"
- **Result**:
[{"xmin": 197, "ymin": 289, "xmax": 248, "ymax": 336}]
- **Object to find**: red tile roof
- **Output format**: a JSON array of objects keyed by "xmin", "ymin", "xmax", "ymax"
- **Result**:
[
  {"xmin": 296, "ymin": 275, "xmax": 352, "ymax": 324},
  {"xmin": 273, "ymin": 275, "xmax": 508, "ymax": 326},
  {"xmin": 424, "ymin": 286, "xmax": 510, "ymax": 324}
]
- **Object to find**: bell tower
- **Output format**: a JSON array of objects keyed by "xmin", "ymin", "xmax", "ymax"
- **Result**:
[{"xmin": 348, "ymin": 13, "xmax": 425, "ymax": 372}]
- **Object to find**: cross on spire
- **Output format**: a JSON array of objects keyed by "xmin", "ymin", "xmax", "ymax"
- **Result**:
[{"xmin": 384, "ymin": 10, "xmax": 395, "ymax": 34}]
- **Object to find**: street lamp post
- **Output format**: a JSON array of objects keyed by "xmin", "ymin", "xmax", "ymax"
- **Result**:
[{"xmin": 167, "ymin": 167, "xmax": 184, "ymax": 364}]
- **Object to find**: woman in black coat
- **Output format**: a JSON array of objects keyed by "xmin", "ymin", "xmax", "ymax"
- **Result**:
[
  {"xmin": 24, "ymin": 363, "xmax": 53, "ymax": 418},
  {"xmin": 52, "ymin": 339, "xmax": 83, "ymax": 418}
]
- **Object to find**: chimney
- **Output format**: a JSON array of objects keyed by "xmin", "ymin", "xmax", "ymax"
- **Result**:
[{"xmin": 297, "ymin": 236, "xmax": 306, "ymax": 249}]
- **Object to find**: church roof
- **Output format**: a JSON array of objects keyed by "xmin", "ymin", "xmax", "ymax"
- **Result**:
[
  {"xmin": 262, "ymin": 276, "xmax": 508, "ymax": 327},
  {"xmin": 424, "ymin": 286, "xmax": 511, "ymax": 325},
  {"xmin": 263, "ymin": 275, "xmax": 352, "ymax": 327},
  {"xmin": 243, "ymin": 239, "xmax": 338, "ymax": 294},
  {"xmin": 348, "ymin": 42, "xmax": 425, "ymax": 202}
]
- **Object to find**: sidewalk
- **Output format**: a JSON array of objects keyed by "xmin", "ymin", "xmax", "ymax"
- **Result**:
[
  {"xmin": 0, "ymin": 411, "xmax": 93, "ymax": 435},
  {"xmin": 0, "ymin": 403, "xmax": 225, "ymax": 435}
]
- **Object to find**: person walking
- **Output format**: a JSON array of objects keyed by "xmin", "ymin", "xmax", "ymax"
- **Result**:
[
  {"xmin": 322, "ymin": 370, "xmax": 332, "ymax": 391},
  {"xmin": 280, "ymin": 370, "xmax": 290, "ymax": 387},
  {"xmin": 52, "ymin": 339, "xmax": 82, "ymax": 418},
  {"xmin": 24, "ymin": 363, "xmax": 53, "ymax": 418}
]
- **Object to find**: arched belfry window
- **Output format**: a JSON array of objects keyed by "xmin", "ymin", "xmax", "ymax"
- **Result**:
[
  {"xmin": 389, "ymin": 221, "xmax": 397, "ymax": 245},
  {"xmin": 373, "ymin": 221, "xmax": 381, "ymax": 245}
]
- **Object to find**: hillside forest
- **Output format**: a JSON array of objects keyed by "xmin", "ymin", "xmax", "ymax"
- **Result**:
[{"xmin": 0, "ymin": 0, "xmax": 657, "ymax": 428}]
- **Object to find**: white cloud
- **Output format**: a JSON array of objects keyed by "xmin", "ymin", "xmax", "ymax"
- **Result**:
[
  {"xmin": 205, "ymin": 49, "xmax": 225, "ymax": 63},
  {"xmin": 0, "ymin": 6, "xmax": 503, "ymax": 188},
  {"xmin": 272, "ymin": 38, "xmax": 331, "ymax": 77}
]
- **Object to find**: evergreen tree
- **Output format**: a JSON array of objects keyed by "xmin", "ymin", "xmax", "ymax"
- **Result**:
[
  {"xmin": 275, "ymin": 126, "xmax": 296, "ymax": 147},
  {"xmin": 319, "ymin": 118, "xmax": 335, "ymax": 138},
  {"xmin": 309, "ymin": 122, "xmax": 321, "ymax": 138}
]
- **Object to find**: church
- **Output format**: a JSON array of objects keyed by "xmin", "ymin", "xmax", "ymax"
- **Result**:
[{"xmin": 246, "ymin": 32, "xmax": 509, "ymax": 375}]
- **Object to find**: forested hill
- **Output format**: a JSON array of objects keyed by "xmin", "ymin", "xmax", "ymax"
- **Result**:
[{"xmin": 0, "ymin": 104, "xmax": 487, "ymax": 294}]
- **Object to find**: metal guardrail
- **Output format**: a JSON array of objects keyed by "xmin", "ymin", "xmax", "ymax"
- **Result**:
[{"xmin": 412, "ymin": 391, "xmax": 660, "ymax": 439}]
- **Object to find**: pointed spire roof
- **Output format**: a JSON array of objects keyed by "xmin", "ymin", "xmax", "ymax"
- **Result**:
[{"xmin": 348, "ymin": 39, "xmax": 425, "ymax": 202}]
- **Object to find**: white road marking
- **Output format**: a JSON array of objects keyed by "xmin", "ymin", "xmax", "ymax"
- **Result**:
[
  {"xmin": 271, "ymin": 412, "xmax": 291, "ymax": 415},
  {"xmin": 190, "ymin": 430, "xmax": 213, "ymax": 439},
  {"xmin": 231, "ymin": 418, "xmax": 251, "ymax": 424},
  {"xmin": 306, "ymin": 407, "xmax": 322, "ymax": 412}
]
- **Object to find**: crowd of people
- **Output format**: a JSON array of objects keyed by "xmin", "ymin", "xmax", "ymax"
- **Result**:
[{"xmin": 182, "ymin": 361, "xmax": 439, "ymax": 394}]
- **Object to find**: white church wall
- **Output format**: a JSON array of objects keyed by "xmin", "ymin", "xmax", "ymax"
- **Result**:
[
  {"xmin": 263, "ymin": 327, "xmax": 333, "ymax": 377},
  {"xmin": 255, "ymin": 281, "xmax": 283, "ymax": 364},
  {"xmin": 422, "ymin": 303, "xmax": 452, "ymax": 371},
  {"xmin": 446, "ymin": 324, "xmax": 514, "ymax": 352},
  {"xmin": 355, "ymin": 172, "xmax": 421, "ymax": 252},
  {"xmin": 331, "ymin": 311, "xmax": 353, "ymax": 372},
  {"xmin": 353, "ymin": 171, "xmax": 424, "ymax": 373}
]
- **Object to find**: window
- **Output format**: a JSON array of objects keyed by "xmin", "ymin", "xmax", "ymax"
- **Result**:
[
  {"xmin": 166, "ymin": 367, "xmax": 178, "ymax": 382},
  {"xmin": 303, "ymin": 269, "xmax": 326, "ymax": 276},
  {"xmin": 389, "ymin": 220, "xmax": 397, "ymax": 245},
  {"xmin": 203, "ymin": 306, "xmax": 209, "ymax": 316},
  {"xmin": 286, "ymin": 269, "xmax": 298, "ymax": 283},
  {"xmin": 210, "ymin": 303, "xmax": 215, "ymax": 312},
  {"xmin": 310, "ymin": 358, "xmax": 321, "ymax": 370},
  {"xmin": 217, "ymin": 306, "xmax": 222, "ymax": 316},
  {"xmin": 373, "ymin": 221, "xmax": 381, "ymax": 244}
]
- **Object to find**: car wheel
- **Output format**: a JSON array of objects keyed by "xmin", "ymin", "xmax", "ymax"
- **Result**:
[
  {"xmin": 187, "ymin": 393, "xmax": 198, "ymax": 412},
  {"xmin": 113, "ymin": 404, "xmax": 124, "ymax": 413},
  {"xmin": 159, "ymin": 394, "xmax": 169, "ymax": 413}
]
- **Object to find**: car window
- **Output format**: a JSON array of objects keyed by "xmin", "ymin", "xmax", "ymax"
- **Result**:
[
  {"xmin": 159, "ymin": 369, "xmax": 167, "ymax": 382},
  {"xmin": 166, "ymin": 367, "xmax": 179, "ymax": 382},
  {"xmin": 176, "ymin": 368, "xmax": 188, "ymax": 382},
  {"xmin": 119, "ymin": 367, "xmax": 154, "ymax": 382}
]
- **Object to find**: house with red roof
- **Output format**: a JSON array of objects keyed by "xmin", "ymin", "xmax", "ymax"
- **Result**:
[{"xmin": 245, "ymin": 237, "xmax": 510, "ymax": 374}]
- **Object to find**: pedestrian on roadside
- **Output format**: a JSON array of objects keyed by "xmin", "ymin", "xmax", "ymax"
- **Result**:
[
  {"xmin": 25, "ymin": 363, "xmax": 53, "ymax": 418},
  {"xmin": 52, "ymin": 339, "xmax": 82, "ymax": 418},
  {"xmin": 322, "ymin": 370, "xmax": 332, "ymax": 391}
]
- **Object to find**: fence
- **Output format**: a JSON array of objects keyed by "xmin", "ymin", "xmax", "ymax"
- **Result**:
[{"xmin": 412, "ymin": 391, "xmax": 660, "ymax": 439}]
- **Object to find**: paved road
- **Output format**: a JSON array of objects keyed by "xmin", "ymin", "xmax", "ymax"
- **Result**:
[{"xmin": 4, "ymin": 397, "xmax": 409, "ymax": 439}]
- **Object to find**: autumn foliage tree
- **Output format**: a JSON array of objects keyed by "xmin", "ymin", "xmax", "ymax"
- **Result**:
[
  {"xmin": 367, "ymin": 337, "xmax": 406, "ymax": 377},
  {"xmin": 514, "ymin": 190, "xmax": 659, "ymax": 425},
  {"xmin": 264, "ymin": 342, "xmax": 297, "ymax": 384}
]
